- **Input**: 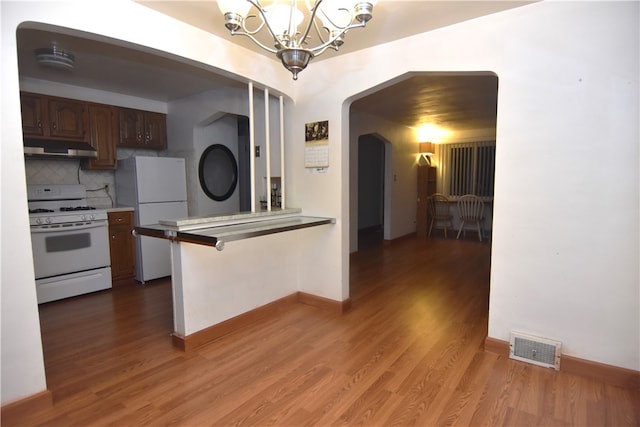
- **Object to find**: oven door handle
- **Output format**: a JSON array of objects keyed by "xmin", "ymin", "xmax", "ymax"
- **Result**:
[{"xmin": 30, "ymin": 222, "xmax": 107, "ymax": 233}]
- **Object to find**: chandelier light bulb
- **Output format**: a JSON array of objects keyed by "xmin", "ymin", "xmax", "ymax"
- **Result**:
[
  {"xmin": 315, "ymin": 0, "xmax": 353, "ymax": 29},
  {"xmin": 217, "ymin": 0, "xmax": 252, "ymax": 17},
  {"xmin": 265, "ymin": 3, "xmax": 304, "ymax": 41}
]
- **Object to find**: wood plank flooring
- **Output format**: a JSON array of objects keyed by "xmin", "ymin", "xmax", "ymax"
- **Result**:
[{"xmin": 4, "ymin": 236, "xmax": 639, "ymax": 426}]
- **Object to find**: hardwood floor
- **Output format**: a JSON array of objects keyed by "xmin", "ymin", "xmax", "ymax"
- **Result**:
[{"xmin": 4, "ymin": 237, "xmax": 639, "ymax": 426}]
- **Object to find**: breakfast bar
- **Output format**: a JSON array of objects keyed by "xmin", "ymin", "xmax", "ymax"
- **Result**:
[
  {"xmin": 134, "ymin": 208, "xmax": 335, "ymax": 251},
  {"xmin": 134, "ymin": 208, "xmax": 337, "ymax": 351}
]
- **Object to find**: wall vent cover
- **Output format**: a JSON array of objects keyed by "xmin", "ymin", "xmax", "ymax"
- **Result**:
[{"xmin": 509, "ymin": 331, "xmax": 561, "ymax": 370}]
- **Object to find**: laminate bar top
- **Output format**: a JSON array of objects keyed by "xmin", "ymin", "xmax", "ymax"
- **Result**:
[
  {"xmin": 158, "ymin": 207, "xmax": 302, "ymax": 229},
  {"xmin": 135, "ymin": 215, "xmax": 335, "ymax": 249}
]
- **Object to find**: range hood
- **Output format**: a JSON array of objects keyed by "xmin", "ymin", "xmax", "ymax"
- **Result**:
[{"xmin": 24, "ymin": 138, "xmax": 97, "ymax": 159}]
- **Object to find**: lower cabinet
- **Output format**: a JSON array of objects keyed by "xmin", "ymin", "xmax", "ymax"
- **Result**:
[{"xmin": 108, "ymin": 210, "xmax": 135, "ymax": 283}]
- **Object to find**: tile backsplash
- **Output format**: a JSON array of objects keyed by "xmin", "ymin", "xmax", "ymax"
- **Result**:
[
  {"xmin": 24, "ymin": 148, "xmax": 159, "ymax": 208},
  {"xmin": 25, "ymin": 158, "xmax": 116, "ymax": 208}
]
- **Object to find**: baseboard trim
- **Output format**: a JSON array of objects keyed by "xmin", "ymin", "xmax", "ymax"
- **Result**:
[
  {"xmin": 484, "ymin": 337, "xmax": 640, "ymax": 390},
  {"xmin": 484, "ymin": 336, "xmax": 510, "ymax": 357},
  {"xmin": 1, "ymin": 390, "xmax": 53, "ymax": 420},
  {"xmin": 298, "ymin": 292, "xmax": 351, "ymax": 314}
]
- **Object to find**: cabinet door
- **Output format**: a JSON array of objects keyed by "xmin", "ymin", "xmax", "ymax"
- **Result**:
[
  {"xmin": 108, "ymin": 211, "xmax": 135, "ymax": 282},
  {"xmin": 20, "ymin": 93, "xmax": 45, "ymax": 137},
  {"xmin": 118, "ymin": 108, "xmax": 145, "ymax": 147},
  {"xmin": 144, "ymin": 112, "xmax": 167, "ymax": 149},
  {"xmin": 47, "ymin": 98, "xmax": 88, "ymax": 140},
  {"xmin": 85, "ymin": 104, "xmax": 117, "ymax": 170}
]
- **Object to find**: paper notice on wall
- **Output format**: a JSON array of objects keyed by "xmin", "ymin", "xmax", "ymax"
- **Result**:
[{"xmin": 305, "ymin": 120, "xmax": 329, "ymax": 168}]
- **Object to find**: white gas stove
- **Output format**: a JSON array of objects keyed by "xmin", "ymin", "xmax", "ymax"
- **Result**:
[
  {"xmin": 28, "ymin": 184, "xmax": 108, "ymax": 225},
  {"xmin": 27, "ymin": 184, "xmax": 112, "ymax": 304}
]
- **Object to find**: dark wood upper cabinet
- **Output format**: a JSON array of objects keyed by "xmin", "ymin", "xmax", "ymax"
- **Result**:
[
  {"xmin": 47, "ymin": 98, "xmax": 87, "ymax": 140},
  {"xmin": 20, "ymin": 93, "xmax": 45, "ymax": 137},
  {"xmin": 20, "ymin": 92, "xmax": 88, "ymax": 142},
  {"xmin": 20, "ymin": 92, "xmax": 167, "ymax": 170},
  {"xmin": 118, "ymin": 108, "xmax": 145, "ymax": 146},
  {"xmin": 118, "ymin": 108, "xmax": 167, "ymax": 150},
  {"xmin": 144, "ymin": 112, "xmax": 167, "ymax": 149},
  {"xmin": 85, "ymin": 104, "xmax": 118, "ymax": 170}
]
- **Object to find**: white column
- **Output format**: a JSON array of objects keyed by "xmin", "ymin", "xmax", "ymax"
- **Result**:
[
  {"xmin": 248, "ymin": 82, "xmax": 255, "ymax": 212},
  {"xmin": 279, "ymin": 96, "xmax": 286, "ymax": 209},
  {"xmin": 265, "ymin": 88, "xmax": 271, "ymax": 211}
]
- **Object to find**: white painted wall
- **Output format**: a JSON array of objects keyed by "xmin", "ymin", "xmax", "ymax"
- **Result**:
[
  {"xmin": 2, "ymin": 0, "xmax": 638, "ymax": 407},
  {"xmin": 1, "ymin": 0, "xmax": 293, "ymax": 405},
  {"xmin": 195, "ymin": 115, "xmax": 242, "ymax": 214},
  {"xmin": 19, "ymin": 77, "xmax": 167, "ymax": 113},
  {"xmin": 167, "ymin": 87, "xmax": 283, "ymax": 216},
  {"xmin": 172, "ymin": 226, "xmax": 328, "ymax": 336},
  {"xmin": 297, "ymin": 1, "xmax": 639, "ymax": 370}
]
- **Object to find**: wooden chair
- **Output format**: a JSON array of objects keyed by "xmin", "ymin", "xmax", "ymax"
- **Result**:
[
  {"xmin": 456, "ymin": 194, "xmax": 485, "ymax": 242},
  {"xmin": 427, "ymin": 193, "xmax": 453, "ymax": 238}
]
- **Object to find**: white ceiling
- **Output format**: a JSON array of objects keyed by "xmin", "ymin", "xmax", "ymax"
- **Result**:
[
  {"xmin": 16, "ymin": 1, "xmax": 532, "ymax": 130},
  {"xmin": 137, "ymin": 1, "xmax": 528, "ymax": 63}
]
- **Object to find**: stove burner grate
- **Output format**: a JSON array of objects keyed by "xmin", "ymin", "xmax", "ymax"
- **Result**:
[
  {"xmin": 60, "ymin": 206, "xmax": 97, "ymax": 212},
  {"xmin": 29, "ymin": 208, "xmax": 55, "ymax": 214}
]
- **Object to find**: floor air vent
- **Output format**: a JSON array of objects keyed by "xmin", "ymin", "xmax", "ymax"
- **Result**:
[{"xmin": 509, "ymin": 331, "xmax": 561, "ymax": 370}]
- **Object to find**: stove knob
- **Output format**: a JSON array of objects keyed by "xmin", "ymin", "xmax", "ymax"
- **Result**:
[
  {"xmin": 45, "ymin": 217, "xmax": 52, "ymax": 224},
  {"xmin": 81, "ymin": 214, "xmax": 87, "ymax": 221},
  {"xmin": 35, "ymin": 218, "xmax": 43, "ymax": 225},
  {"xmin": 89, "ymin": 214, "xmax": 95, "ymax": 221}
]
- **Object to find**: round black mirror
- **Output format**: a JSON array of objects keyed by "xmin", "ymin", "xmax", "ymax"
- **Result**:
[{"xmin": 199, "ymin": 144, "xmax": 238, "ymax": 201}]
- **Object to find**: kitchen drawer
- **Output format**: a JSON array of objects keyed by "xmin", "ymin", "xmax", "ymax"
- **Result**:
[{"xmin": 108, "ymin": 210, "xmax": 133, "ymax": 227}]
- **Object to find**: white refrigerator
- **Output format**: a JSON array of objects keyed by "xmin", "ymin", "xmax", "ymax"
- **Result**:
[{"xmin": 116, "ymin": 156, "xmax": 188, "ymax": 283}]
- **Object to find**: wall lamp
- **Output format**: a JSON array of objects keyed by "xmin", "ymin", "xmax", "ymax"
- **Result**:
[{"xmin": 418, "ymin": 142, "xmax": 435, "ymax": 166}]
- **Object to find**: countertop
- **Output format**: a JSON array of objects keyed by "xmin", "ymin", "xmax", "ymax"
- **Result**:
[
  {"xmin": 106, "ymin": 206, "xmax": 135, "ymax": 212},
  {"xmin": 135, "ymin": 210, "xmax": 335, "ymax": 250},
  {"xmin": 158, "ymin": 207, "xmax": 303, "ymax": 230}
]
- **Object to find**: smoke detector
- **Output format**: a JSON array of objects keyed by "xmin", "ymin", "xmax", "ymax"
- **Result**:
[{"xmin": 34, "ymin": 43, "xmax": 75, "ymax": 70}]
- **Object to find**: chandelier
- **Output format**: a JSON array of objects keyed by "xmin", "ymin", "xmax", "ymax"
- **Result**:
[{"xmin": 217, "ymin": 0, "xmax": 377, "ymax": 80}]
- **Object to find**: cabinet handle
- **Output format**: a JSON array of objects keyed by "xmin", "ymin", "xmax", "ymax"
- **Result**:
[
  {"xmin": 112, "ymin": 235, "xmax": 116, "ymax": 240},
  {"xmin": 137, "ymin": 132, "xmax": 142, "ymax": 141},
  {"xmin": 52, "ymin": 122, "xmax": 57, "ymax": 130},
  {"xmin": 145, "ymin": 132, "xmax": 150, "ymax": 142},
  {"xmin": 37, "ymin": 120, "xmax": 42, "ymax": 129},
  {"xmin": 116, "ymin": 218, "xmax": 123, "ymax": 222}
]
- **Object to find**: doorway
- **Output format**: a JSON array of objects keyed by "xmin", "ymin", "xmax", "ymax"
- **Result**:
[
  {"xmin": 357, "ymin": 134, "xmax": 386, "ymax": 248},
  {"xmin": 348, "ymin": 71, "xmax": 498, "ymax": 321},
  {"xmin": 349, "ymin": 72, "xmax": 498, "ymax": 252}
]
